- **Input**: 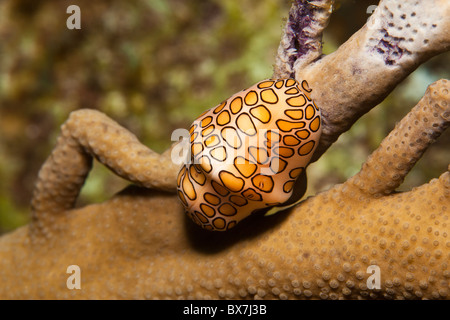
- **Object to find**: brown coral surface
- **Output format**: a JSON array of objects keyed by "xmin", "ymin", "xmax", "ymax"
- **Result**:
[
  {"xmin": 0, "ymin": 80, "xmax": 448, "ymax": 299},
  {"xmin": 0, "ymin": 0, "xmax": 449, "ymax": 300}
]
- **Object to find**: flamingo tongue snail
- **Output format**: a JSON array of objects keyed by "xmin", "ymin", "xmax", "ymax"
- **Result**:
[{"xmin": 176, "ymin": 79, "xmax": 322, "ymax": 231}]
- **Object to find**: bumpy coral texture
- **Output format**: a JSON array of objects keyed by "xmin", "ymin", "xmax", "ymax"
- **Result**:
[
  {"xmin": 0, "ymin": 80, "xmax": 448, "ymax": 299},
  {"xmin": 274, "ymin": 0, "xmax": 333, "ymax": 77},
  {"xmin": 284, "ymin": 0, "xmax": 450, "ymax": 160},
  {"xmin": 30, "ymin": 109, "xmax": 179, "ymax": 237},
  {"xmin": 1, "ymin": 0, "xmax": 449, "ymax": 300}
]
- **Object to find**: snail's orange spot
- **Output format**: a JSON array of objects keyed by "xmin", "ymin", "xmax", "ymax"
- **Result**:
[
  {"xmin": 210, "ymin": 146, "xmax": 227, "ymax": 162},
  {"xmin": 241, "ymin": 188, "xmax": 262, "ymax": 201},
  {"xmin": 305, "ymin": 105, "xmax": 316, "ymax": 120},
  {"xmin": 283, "ymin": 180, "xmax": 295, "ymax": 193},
  {"xmin": 217, "ymin": 110, "xmax": 231, "ymax": 126},
  {"xmin": 286, "ymin": 79, "xmax": 296, "ymax": 87},
  {"xmin": 204, "ymin": 135, "xmax": 220, "ymax": 148},
  {"xmin": 221, "ymin": 127, "xmax": 241, "ymax": 149},
  {"xmin": 283, "ymin": 135, "xmax": 301, "ymax": 146},
  {"xmin": 189, "ymin": 165, "xmax": 206, "ymax": 185},
  {"xmin": 309, "ymin": 116, "xmax": 321, "ymax": 132},
  {"xmin": 276, "ymin": 120, "xmax": 305, "ymax": 132},
  {"xmin": 236, "ymin": 113, "xmax": 257, "ymax": 136},
  {"xmin": 244, "ymin": 91, "xmax": 258, "ymax": 106},
  {"xmin": 286, "ymin": 95, "xmax": 306, "ymax": 107},
  {"xmin": 234, "ymin": 156, "xmax": 257, "ymax": 178},
  {"xmin": 274, "ymin": 146, "xmax": 295, "ymax": 158},
  {"xmin": 230, "ymin": 97, "xmax": 243, "ymax": 114},
  {"xmin": 260, "ymin": 89, "xmax": 278, "ymax": 104},
  {"xmin": 250, "ymin": 105, "xmax": 271, "ymax": 124},
  {"xmin": 211, "ymin": 181, "xmax": 230, "ymax": 197},
  {"xmin": 229, "ymin": 195, "xmax": 248, "ymax": 206},
  {"xmin": 200, "ymin": 203, "xmax": 215, "ymax": 217},
  {"xmin": 212, "ymin": 217, "xmax": 226, "ymax": 230},
  {"xmin": 251, "ymin": 174, "xmax": 274, "ymax": 193},
  {"xmin": 285, "ymin": 87, "xmax": 299, "ymax": 95},
  {"xmin": 299, "ymin": 141, "xmax": 315, "ymax": 156},
  {"xmin": 219, "ymin": 171, "xmax": 245, "ymax": 192},
  {"xmin": 289, "ymin": 167, "xmax": 304, "ymax": 179},
  {"xmin": 204, "ymin": 193, "xmax": 221, "ymax": 205},
  {"xmin": 201, "ymin": 116, "xmax": 213, "ymax": 128},
  {"xmin": 182, "ymin": 173, "xmax": 197, "ymax": 200},
  {"xmin": 285, "ymin": 109, "xmax": 303, "ymax": 120},
  {"xmin": 249, "ymin": 146, "xmax": 269, "ymax": 164},
  {"xmin": 295, "ymin": 129, "xmax": 310, "ymax": 139},
  {"xmin": 218, "ymin": 203, "xmax": 237, "ymax": 216},
  {"xmin": 257, "ymin": 80, "xmax": 274, "ymax": 89},
  {"xmin": 213, "ymin": 101, "xmax": 226, "ymax": 114}
]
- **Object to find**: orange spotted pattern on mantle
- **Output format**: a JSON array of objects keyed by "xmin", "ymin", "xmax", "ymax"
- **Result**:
[{"xmin": 177, "ymin": 79, "xmax": 322, "ymax": 231}]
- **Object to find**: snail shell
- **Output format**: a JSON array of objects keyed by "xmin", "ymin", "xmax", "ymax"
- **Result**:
[{"xmin": 177, "ymin": 79, "xmax": 321, "ymax": 231}]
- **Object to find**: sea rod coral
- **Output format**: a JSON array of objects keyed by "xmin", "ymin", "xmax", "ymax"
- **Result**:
[{"xmin": 0, "ymin": 0, "xmax": 449, "ymax": 299}]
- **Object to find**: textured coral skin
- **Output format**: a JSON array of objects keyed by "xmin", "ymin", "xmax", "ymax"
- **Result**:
[
  {"xmin": 274, "ymin": 0, "xmax": 333, "ymax": 77},
  {"xmin": 0, "ymin": 80, "xmax": 448, "ymax": 299},
  {"xmin": 0, "ymin": 0, "xmax": 449, "ymax": 300},
  {"xmin": 30, "ymin": 109, "xmax": 179, "ymax": 237},
  {"xmin": 274, "ymin": 0, "xmax": 450, "ymax": 162}
]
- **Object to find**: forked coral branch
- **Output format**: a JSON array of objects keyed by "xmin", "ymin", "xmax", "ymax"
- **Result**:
[
  {"xmin": 0, "ymin": 0, "xmax": 449, "ymax": 299},
  {"xmin": 0, "ymin": 79, "xmax": 448, "ymax": 299},
  {"xmin": 31, "ymin": 109, "xmax": 179, "ymax": 235},
  {"xmin": 291, "ymin": 0, "xmax": 450, "ymax": 161},
  {"xmin": 349, "ymin": 79, "xmax": 450, "ymax": 197},
  {"xmin": 274, "ymin": 0, "xmax": 333, "ymax": 78}
]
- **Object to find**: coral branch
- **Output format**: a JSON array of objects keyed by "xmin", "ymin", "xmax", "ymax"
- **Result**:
[
  {"xmin": 349, "ymin": 79, "xmax": 450, "ymax": 196},
  {"xmin": 31, "ymin": 109, "xmax": 179, "ymax": 235},
  {"xmin": 0, "ymin": 0, "xmax": 449, "ymax": 300},
  {"xmin": 273, "ymin": 0, "xmax": 333, "ymax": 79},
  {"xmin": 297, "ymin": 0, "xmax": 450, "ymax": 162},
  {"xmin": 2, "ymin": 79, "xmax": 449, "ymax": 298}
]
